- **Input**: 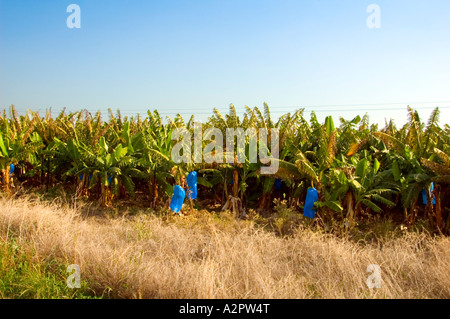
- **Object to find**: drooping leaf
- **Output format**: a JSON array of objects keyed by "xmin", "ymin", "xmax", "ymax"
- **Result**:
[
  {"xmin": 361, "ymin": 199, "xmax": 382, "ymax": 213},
  {"xmin": 315, "ymin": 200, "xmax": 343, "ymax": 213},
  {"xmin": 263, "ymin": 177, "xmax": 275, "ymax": 194},
  {"xmin": 370, "ymin": 194, "xmax": 395, "ymax": 207},
  {"xmin": 197, "ymin": 176, "xmax": 213, "ymax": 188},
  {"xmin": 392, "ymin": 160, "xmax": 401, "ymax": 181},
  {"xmin": 0, "ymin": 133, "xmax": 8, "ymax": 157},
  {"xmin": 401, "ymin": 182, "xmax": 422, "ymax": 208},
  {"xmin": 121, "ymin": 175, "xmax": 135, "ymax": 197}
]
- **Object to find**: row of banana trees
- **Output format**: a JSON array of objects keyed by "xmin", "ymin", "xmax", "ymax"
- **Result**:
[{"xmin": 0, "ymin": 105, "xmax": 449, "ymax": 233}]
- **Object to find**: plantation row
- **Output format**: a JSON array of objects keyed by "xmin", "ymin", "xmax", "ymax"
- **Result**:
[{"xmin": 0, "ymin": 104, "xmax": 449, "ymax": 233}]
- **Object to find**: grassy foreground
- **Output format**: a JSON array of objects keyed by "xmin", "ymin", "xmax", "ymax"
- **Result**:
[{"xmin": 0, "ymin": 195, "xmax": 449, "ymax": 299}]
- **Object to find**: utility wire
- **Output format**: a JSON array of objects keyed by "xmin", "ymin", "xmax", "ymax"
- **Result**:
[
  {"xmin": 8, "ymin": 103, "xmax": 450, "ymax": 116},
  {"xmin": 104, "ymin": 106, "xmax": 450, "ymax": 115}
]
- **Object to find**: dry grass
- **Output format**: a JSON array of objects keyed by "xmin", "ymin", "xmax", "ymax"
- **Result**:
[{"xmin": 0, "ymin": 195, "xmax": 449, "ymax": 299}]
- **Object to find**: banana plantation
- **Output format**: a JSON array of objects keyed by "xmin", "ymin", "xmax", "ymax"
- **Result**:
[{"xmin": 0, "ymin": 104, "xmax": 449, "ymax": 234}]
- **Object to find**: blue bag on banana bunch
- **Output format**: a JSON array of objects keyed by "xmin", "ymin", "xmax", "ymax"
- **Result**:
[
  {"xmin": 275, "ymin": 178, "xmax": 282, "ymax": 190},
  {"xmin": 170, "ymin": 185, "xmax": 186, "ymax": 213},
  {"xmin": 303, "ymin": 187, "xmax": 319, "ymax": 219},
  {"xmin": 186, "ymin": 171, "xmax": 198, "ymax": 200},
  {"xmin": 421, "ymin": 182, "xmax": 436, "ymax": 205}
]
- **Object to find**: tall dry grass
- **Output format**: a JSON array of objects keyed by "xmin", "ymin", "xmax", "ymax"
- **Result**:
[{"xmin": 0, "ymin": 195, "xmax": 449, "ymax": 299}]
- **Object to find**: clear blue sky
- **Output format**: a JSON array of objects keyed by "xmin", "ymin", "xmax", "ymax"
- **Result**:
[{"xmin": 1, "ymin": 0, "xmax": 449, "ymax": 126}]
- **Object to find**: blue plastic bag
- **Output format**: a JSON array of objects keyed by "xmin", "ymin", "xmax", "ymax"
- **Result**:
[
  {"xmin": 80, "ymin": 173, "xmax": 84, "ymax": 181},
  {"xmin": 170, "ymin": 185, "xmax": 185, "ymax": 213},
  {"xmin": 421, "ymin": 182, "xmax": 436, "ymax": 205},
  {"xmin": 303, "ymin": 187, "xmax": 319, "ymax": 219},
  {"xmin": 186, "ymin": 171, "xmax": 197, "ymax": 200},
  {"xmin": 421, "ymin": 189, "xmax": 426, "ymax": 204},
  {"xmin": 10, "ymin": 164, "xmax": 14, "ymax": 174},
  {"xmin": 108, "ymin": 174, "xmax": 113, "ymax": 185},
  {"xmin": 275, "ymin": 178, "xmax": 282, "ymax": 190}
]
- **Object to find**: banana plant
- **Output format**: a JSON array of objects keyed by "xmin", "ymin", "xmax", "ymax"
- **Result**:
[
  {"xmin": 0, "ymin": 130, "xmax": 44, "ymax": 193},
  {"xmin": 53, "ymin": 137, "xmax": 89, "ymax": 195},
  {"xmin": 83, "ymin": 137, "xmax": 141, "ymax": 206},
  {"xmin": 317, "ymin": 156, "xmax": 398, "ymax": 225},
  {"xmin": 348, "ymin": 156, "xmax": 398, "ymax": 218},
  {"xmin": 375, "ymin": 132, "xmax": 433, "ymax": 224},
  {"xmin": 136, "ymin": 111, "xmax": 184, "ymax": 208},
  {"xmin": 0, "ymin": 133, "xmax": 13, "ymax": 194},
  {"xmin": 421, "ymin": 147, "xmax": 450, "ymax": 231}
]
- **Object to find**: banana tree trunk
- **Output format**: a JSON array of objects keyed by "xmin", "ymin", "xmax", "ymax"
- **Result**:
[
  {"xmin": 434, "ymin": 185, "xmax": 443, "ymax": 230},
  {"xmin": 445, "ymin": 210, "xmax": 450, "ymax": 235},
  {"xmin": 346, "ymin": 192, "xmax": 355, "ymax": 224},
  {"xmin": 76, "ymin": 173, "xmax": 87, "ymax": 197},
  {"xmin": 403, "ymin": 207, "xmax": 409, "ymax": 224},
  {"xmin": 46, "ymin": 157, "xmax": 51, "ymax": 192},
  {"xmin": 101, "ymin": 185, "xmax": 112, "ymax": 207},
  {"xmin": 355, "ymin": 201, "xmax": 362, "ymax": 219},
  {"xmin": 2, "ymin": 168, "xmax": 10, "ymax": 195},
  {"xmin": 258, "ymin": 189, "xmax": 274, "ymax": 211},
  {"xmin": 232, "ymin": 170, "xmax": 238, "ymax": 198},
  {"xmin": 149, "ymin": 172, "xmax": 159, "ymax": 208},
  {"xmin": 222, "ymin": 170, "xmax": 243, "ymax": 217},
  {"xmin": 258, "ymin": 192, "xmax": 266, "ymax": 210},
  {"xmin": 222, "ymin": 168, "xmax": 228, "ymax": 205},
  {"xmin": 101, "ymin": 185, "xmax": 107, "ymax": 206},
  {"xmin": 426, "ymin": 187, "xmax": 435, "ymax": 230}
]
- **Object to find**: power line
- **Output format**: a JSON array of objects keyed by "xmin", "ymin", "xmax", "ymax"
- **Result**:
[
  {"xmin": 109, "ymin": 106, "xmax": 450, "ymax": 115},
  {"xmin": 7, "ymin": 104, "xmax": 450, "ymax": 116},
  {"xmin": 260, "ymin": 101, "xmax": 450, "ymax": 109},
  {"xmin": 108, "ymin": 100, "xmax": 450, "ymax": 112},
  {"xmin": 8, "ymin": 100, "xmax": 450, "ymax": 111}
]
